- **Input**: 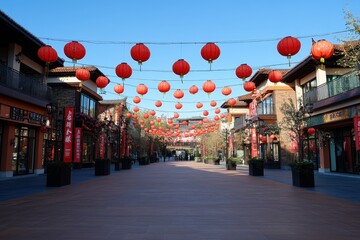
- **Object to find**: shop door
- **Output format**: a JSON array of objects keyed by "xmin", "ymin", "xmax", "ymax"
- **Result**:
[
  {"xmin": 12, "ymin": 126, "xmax": 36, "ymax": 175},
  {"xmin": 332, "ymin": 128, "xmax": 355, "ymax": 173}
]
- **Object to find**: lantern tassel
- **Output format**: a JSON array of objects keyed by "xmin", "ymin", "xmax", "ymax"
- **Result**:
[
  {"xmin": 287, "ymin": 56, "xmax": 291, "ymax": 67},
  {"xmin": 180, "ymin": 76, "xmax": 183, "ymax": 84}
]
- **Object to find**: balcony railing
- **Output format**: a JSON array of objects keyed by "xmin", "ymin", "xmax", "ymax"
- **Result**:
[
  {"xmin": 304, "ymin": 71, "xmax": 360, "ymax": 106},
  {"xmin": 0, "ymin": 62, "xmax": 52, "ymax": 101}
]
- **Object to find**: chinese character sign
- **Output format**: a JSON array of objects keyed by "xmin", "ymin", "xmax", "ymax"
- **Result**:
[
  {"xmin": 251, "ymin": 128, "xmax": 258, "ymax": 158},
  {"xmin": 63, "ymin": 107, "xmax": 74, "ymax": 163},
  {"xmin": 354, "ymin": 116, "xmax": 360, "ymax": 151},
  {"xmin": 99, "ymin": 130, "xmax": 105, "ymax": 159},
  {"xmin": 74, "ymin": 128, "xmax": 82, "ymax": 163}
]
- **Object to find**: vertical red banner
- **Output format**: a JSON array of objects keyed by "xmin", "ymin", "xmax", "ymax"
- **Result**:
[
  {"xmin": 251, "ymin": 128, "xmax": 258, "ymax": 158},
  {"xmin": 74, "ymin": 128, "xmax": 82, "ymax": 163},
  {"xmin": 354, "ymin": 116, "xmax": 360, "ymax": 151},
  {"xmin": 63, "ymin": 107, "xmax": 74, "ymax": 163},
  {"xmin": 99, "ymin": 130, "xmax": 105, "ymax": 159}
]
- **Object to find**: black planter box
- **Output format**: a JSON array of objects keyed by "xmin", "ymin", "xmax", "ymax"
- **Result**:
[
  {"xmin": 138, "ymin": 157, "xmax": 150, "ymax": 166},
  {"xmin": 114, "ymin": 159, "xmax": 121, "ymax": 171},
  {"xmin": 291, "ymin": 168, "xmax": 315, "ymax": 187},
  {"xmin": 46, "ymin": 162, "xmax": 71, "ymax": 187},
  {"xmin": 249, "ymin": 161, "xmax": 264, "ymax": 176},
  {"xmin": 121, "ymin": 157, "xmax": 132, "ymax": 170},
  {"xmin": 226, "ymin": 162, "xmax": 237, "ymax": 170},
  {"xmin": 95, "ymin": 159, "xmax": 111, "ymax": 176}
]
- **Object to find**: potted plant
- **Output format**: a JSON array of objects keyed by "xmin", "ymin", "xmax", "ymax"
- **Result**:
[
  {"xmin": 46, "ymin": 161, "xmax": 71, "ymax": 187},
  {"xmin": 95, "ymin": 158, "xmax": 111, "ymax": 176},
  {"xmin": 226, "ymin": 157, "xmax": 239, "ymax": 170},
  {"xmin": 121, "ymin": 156, "xmax": 132, "ymax": 169},
  {"xmin": 290, "ymin": 161, "xmax": 315, "ymax": 187},
  {"xmin": 248, "ymin": 157, "xmax": 264, "ymax": 176}
]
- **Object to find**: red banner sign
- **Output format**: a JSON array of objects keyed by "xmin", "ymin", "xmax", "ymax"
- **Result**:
[
  {"xmin": 251, "ymin": 128, "xmax": 258, "ymax": 158},
  {"xmin": 354, "ymin": 116, "xmax": 360, "ymax": 151},
  {"xmin": 63, "ymin": 107, "xmax": 74, "ymax": 163},
  {"xmin": 99, "ymin": 130, "xmax": 105, "ymax": 159},
  {"xmin": 74, "ymin": 128, "xmax": 82, "ymax": 163},
  {"xmin": 249, "ymin": 99, "xmax": 257, "ymax": 116}
]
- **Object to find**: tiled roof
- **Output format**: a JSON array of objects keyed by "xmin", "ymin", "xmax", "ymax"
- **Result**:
[
  {"xmin": 249, "ymin": 68, "xmax": 290, "ymax": 86},
  {"xmin": 49, "ymin": 66, "xmax": 98, "ymax": 73},
  {"xmin": 99, "ymin": 98, "xmax": 127, "ymax": 105},
  {"xmin": 220, "ymin": 98, "xmax": 249, "ymax": 108}
]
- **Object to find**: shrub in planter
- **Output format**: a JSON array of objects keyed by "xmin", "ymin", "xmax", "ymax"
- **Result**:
[
  {"xmin": 121, "ymin": 157, "xmax": 132, "ymax": 169},
  {"xmin": 46, "ymin": 161, "xmax": 71, "ymax": 187},
  {"xmin": 248, "ymin": 157, "xmax": 264, "ymax": 176},
  {"xmin": 290, "ymin": 161, "xmax": 315, "ymax": 187},
  {"xmin": 226, "ymin": 157, "xmax": 239, "ymax": 170},
  {"xmin": 95, "ymin": 158, "xmax": 111, "ymax": 176}
]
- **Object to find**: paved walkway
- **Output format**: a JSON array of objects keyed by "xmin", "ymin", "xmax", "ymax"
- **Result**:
[{"xmin": 1, "ymin": 161, "xmax": 360, "ymax": 240}]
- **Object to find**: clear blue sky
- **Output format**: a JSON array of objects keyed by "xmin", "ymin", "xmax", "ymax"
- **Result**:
[{"xmin": 1, "ymin": 0, "xmax": 359, "ymax": 119}]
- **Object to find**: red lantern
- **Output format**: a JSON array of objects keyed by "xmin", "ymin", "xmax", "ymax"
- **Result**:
[
  {"xmin": 155, "ymin": 100, "xmax": 162, "ymax": 107},
  {"xmin": 64, "ymin": 41, "xmax": 86, "ymax": 64},
  {"xmin": 156, "ymin": 117, "xmax": 161, "ymax": 123},
  {"xmin": 214, "ymin": 115, "xmax": 220, "ymax": 121},
  {"xmin": 173, "ymin": 89, "xmax": 184, "ymax": 99},
  {"xmin": 75, "ymin": 68, "xmax": 90, "ymax": 81},
  {"xmin": 133, "ymin": 96, "xmax": 141, "ymax": 104},
  {"xmin": 174, "ymin": 112, "xmax": 179, "ymax": 118},
  {"xmin": 136, "ymin": 84, "xmax": 148, "ymax": 96},
  {"xmin": 201, "ymin": 42, "xmax": 220, "ymax": 70},
  {"xmin": 172, "ymin": 59, "xmax": 190, "ymax": 83},
  {"xmin": 311, "ymin": 39, "xmax": 334, "ymax": 64},
  {"xmin": 203, "ymin": 110, "xmax": 209, "ymax": 116},
  {"xmin": 221, "ymin": 86, "xmax": 232, "ymax": 96},
  {"xmin": 228, "ymin": 98, "xmax": 236, "ymax": 106},
  {"xmin": 96, "ymin": 76, "xmax": 109, "ymax": 89},
  {"xmin": 189, "ymin": 85, "xmax": 199, "ymax": 95},
  {"xmin": 143, "ymin": 113, "xmax": 149, "ymax": 119},
  {"xmin": 307, "ymin": 127, "xmax": 316, "ymax": 135},
  {"xmin": 149, "ymin": 110, "xmax": 156, "ymax": 116},
  {"xmin": 130, "ymin": 43, "xmax": 150, "ymax": 70},
  {"xmin": 277, "ymin": 36, "xmax": 301, "ymax": 66},
  {"xmin": 114, "ymin": 84, "xmax": 124, "ymax": 95},
  {"xmin": 158, "ymin": 80, "xmax": 171, "ymax": 95},
  {"xmin": 210, "ymin": 100, "xmax": 217, "ymax": 107},
  {"xmin": 175, "ymin": 102, "xmax": 183, "ymax": 109},
  {"xmin": 261, "ymin": 137, "xmax": 267, "ymax": 143},
  {"xmin": 37, "ymin": 45, "xmax": 58, "ymax": 64},
  {"xmin": 115, "ymin": 63, "xmax": 132, "ymax": 82},
  {"xmin": 182, "ymin": 121, "xmax": 187, "ymax": 125},
  {"xmin": 132, "ymin": 114, "xmax": 138, "ymax": 119},
  {"xmin": 235, "ymin": 64, "xmax": 252, "ymax": 81},
  {"xmin": 268, "ymin": 70, "xmax": 282, "ymax": 84},
  {"xmin": 215, "ymin": 108, "xmax": 220, "ymax": 114},
  {"xmin": 290, "ymin": 141, "xmax": 298, "ymax": 153},
  {"xmin": 243, "ymin": 81, "xmax": 255, "ymax": 92},
  {"xmin": 133, "ymin": 106, "xmax": 139, "ymax": 112},
  {"xmin": 196, "ymin": 102, "xmax": 203, "ymax": 109},
  {"xmin": 202, "ymin": 80, "xmax": 216, "ymax": 96},
  {"xmin": 126, "ymin": 112, "xmax": 132, "ymax": 118}
]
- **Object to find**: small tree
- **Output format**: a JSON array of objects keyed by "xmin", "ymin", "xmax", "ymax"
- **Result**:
[{"xmin": 279, "ymin": 98, "xmax": 307, "ymax": 162}]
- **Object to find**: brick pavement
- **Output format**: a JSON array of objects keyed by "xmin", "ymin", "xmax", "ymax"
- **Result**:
[{"xmin": 0, "ymin": 161, "xmax": 360, "ymax": 240}]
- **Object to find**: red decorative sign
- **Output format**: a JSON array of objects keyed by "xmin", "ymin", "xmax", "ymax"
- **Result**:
[
  {"xmin": 99, "ymin": 130, "xmax": 105, "ymax": 159},
  {"xmin": 74, "ymin": 128, "xmax": 82, "ymax": 163},
  {"xmin": 63, "ymin": 107, "xmax": 74, "ymax": 163},
  {"xmin": 251, "ymin": 128, "xmax": 258, "ymax": 158},
  {"xmin": 249, "ymin": 99, "xmax": 257, "ymax": 116},
  {"xmin": 354, "ymin": 116, "xmax": 360, "ymax": 151}
]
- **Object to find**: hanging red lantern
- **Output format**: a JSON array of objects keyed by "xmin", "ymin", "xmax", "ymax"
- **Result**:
[
  {"xmin": 155, "ymin": 100, "xmax": 162, "ymax": 107},
  {"xmin": 130, "ymin": 43, "xmax": 150, "ymax": 71},
  {"xmin": 114, "ymin": 84, "xmax": 124, "ymax": 95},
  {"xmin": 132, "ymin": 114, "xmax": 138, "ymax": 119},
  {"xmin": 115, "ymin": 62, "xmax": 132, "ymax": 83},
  {"xmin": 149, "ymin": 110, "xmax": 156, "ymax": 116},
  {"xmin": 136, "ymin": 84, "xmax": 148, "ymax": 96},
  {"xmin": 143, "ymin": 113, "xmax": 149, "ymax": 119},
  {"xmin": 172, "ymin": 59, "xmax": 190, "ymax": 83},
  {"xmin": 133, "ymin": 106, "xmax": 139, "ymax": 112},
  {"xmin": 196, "ymin": 102, "xmax": 203, "ymax": 109},
  {"xmin": 290, "ymin": 141, "xmax": 298, "ymax": 153},
  {"xmin": 228, "ymin": 98, "xmax": 236, "ymax": 106},
  {"xmin": 37, "ymin": 45, "xmax": 58, "ymax": 64},
  {"xmin": 277, "ymin": 36, "xmax": 301, "ymax": 66},
  {"xmin": 261, "ymin": 137, "xmax": 267, "ymax": 143},
  {"xmin": 96, "ymin": 76, "xmax": 109, "ymax": 89},
  {"xmin": 202, "ymin": 80, "xmax": 216, "ymax": 96},
  {"xmin": 175, "ymin": 102, "xmax": 183, "ymax": 109},
  {"xmin": 210, "ymin": 100, "xmax": 217, "ymax": 107},
  {"xmin": 201, "ymin": 42, "xmax": 220, "ymax": 70},
  {"xmin": 173, "ymin": 89, "xmax": 184, "ymax": 99},
  {"xmin": 75, "ymin": 68, "xmax": 90, "ymax": 81},
  {"xmin": 307, "ymin": 127, "xmax": 316, "ymax": 135},
  {"xmin": 214, "ymin": 108, "xmax": 220, "ymax": 114},
  {"xmin": 64, "ymin": 41, "xmax": 86, "ymax": 64},
  {"xmin": 221, "ymin": 86, "xmax": 232, "ymax": 96},
  {"xmin": 214, "ymin": 115, "xmax": 220, "ymax": 121},
  {"xmin": 235, "ymin": 64, "xmax": 252, "ymax": 81},
  {"xmin": 133, "ymin": 96, "xmax": 141, "ymax": 104},
  {"xmin": 126, "ymin": 112, "xmax": 132, "ymax": 118},
  {"xmin": 158, "ymin": 80, "xmax": 171, "ymax": 95},
  {"xmin": 268, "ymin": 70, "xmax": 282, "ymax": 84},
  {"xmin": 243, "ymin": 81, "xmax": 256, "ymax": 92},
  {"xmin": 189, "ymin": 85, "xmax": 199, "ymax": 95},
  {"xmin": 203, "ymin": 110, "xmax": 209, "ymax": 116},
  {"xmin": 311, "ymin": 39, "xmax": 334, "ymax": 64},
  {"xmin": 156, "ymin": 117, "xmax": 161, "ymax": 122},
  {"xmin": 174, "ymin": 112, "xmax": 180, "ymax": 118}
]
